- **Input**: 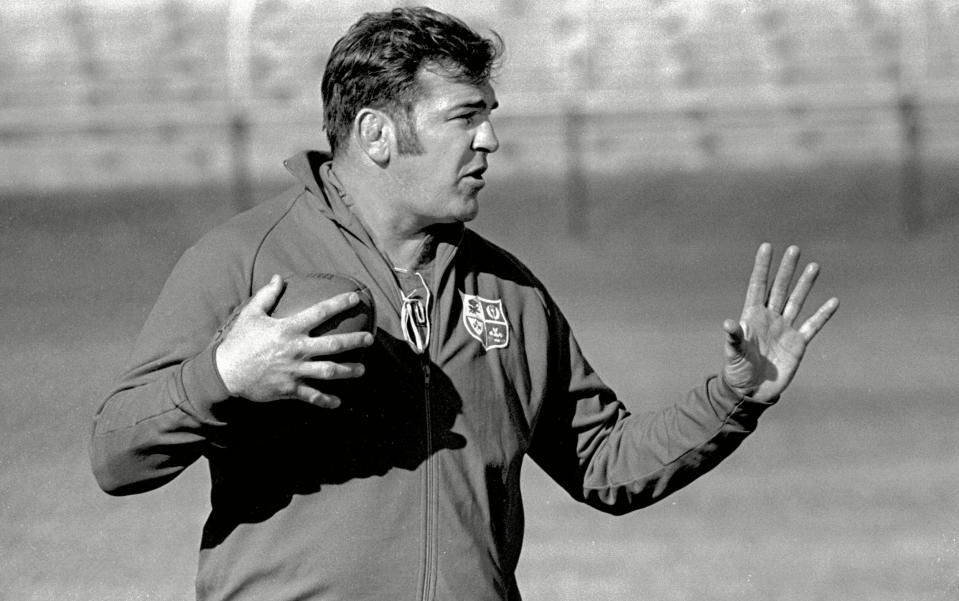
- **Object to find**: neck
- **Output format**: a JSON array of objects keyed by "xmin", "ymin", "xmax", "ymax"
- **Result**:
[
  {"xmin": 329, "ymin": 156, "xmax": 435, "ymax": 270},
  {"xmin": 370, "ymin": 227, "xmax": 435, "ymax": 272}
]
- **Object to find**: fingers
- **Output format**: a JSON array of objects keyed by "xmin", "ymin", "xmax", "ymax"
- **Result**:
[
  {"xmin": 246, "ymin": 274, "xmax": 285, "ymax": 314},
  {"xmin": 292, "ymin": 359, "xmax": 369, "ymax": 409},
  {"xmin": 743, "ymin": 242, "xmax": 772, "ymax": 313},
  {"xmin": 767, "ymin": 245, "xmax": 799, "ymax": 313},
  {"xmin": 797, "ymin": 296, "xmax": 840, "ymax": 342},
  {"xmin": 299, "ymin": 359, "xmax": 366, "ymax": 381},
  {"xmin": 284, "ymin": 291, "xmax": 361, "ymax": 332},
  {"xmin": 742, "ymin": 244, "xmax": 830, "ymax": 324},
  {"xmin": 293, "ymin": 383, "xmax": 342, "ymax": 409},
  {"xmin": 284, "ymin": 357, "xmax": 369, "ymax": 408},
  {"xmin": 300, "ymin": 331, "xmax": 374, "ymax": 358},
  {"xmin": 782, "ymin": 262, "xmax": 819, "ymax": 324}
]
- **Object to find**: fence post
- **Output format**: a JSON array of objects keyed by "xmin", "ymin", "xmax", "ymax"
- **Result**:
[
  {"xmin": 563, "ymin": 105, "xmax": 589, "ymax": 238},
  {"xmin": 898, "ymin": 94, "xmax": 923, "ymax": 233},
  {"xmin": 65, "ymin": 5, "xmax": 101, "ymax": 103},
  {"xmin": 895, "ymin": 1, "xmax": 928, "ymax": 235},
  {"xmin": 557, "ymin": 3, "xmax": 592, "ymax": 238},
  {"xmin": 227, "ymin": 0, "xmax": 255, "ymax": 212}
]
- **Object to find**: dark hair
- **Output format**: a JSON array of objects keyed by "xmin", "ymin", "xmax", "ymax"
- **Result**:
[{"xmin": 321, "ymin": 6, "xmax": 503, "ymax": 156}]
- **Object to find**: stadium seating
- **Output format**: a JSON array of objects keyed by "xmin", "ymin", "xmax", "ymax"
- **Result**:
[{"xmin": 0, "ymin": 0, "xmax": 957, "ymax": 191}]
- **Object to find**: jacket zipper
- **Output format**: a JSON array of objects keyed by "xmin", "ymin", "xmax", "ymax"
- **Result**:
[
  {"xmin": 422, "ymin": 263, "xmax": 446, "ymax": 601},
  {"xmin": 376, "ymin": 238, "xmax": 459, "ymax": 601},
  {"xmin": 419, "ymin": 354, "xmax": 436, "ymax": 601},
  {"xmin": 393, "ymin": 268, "xmax": 438, "ymax": 601}
]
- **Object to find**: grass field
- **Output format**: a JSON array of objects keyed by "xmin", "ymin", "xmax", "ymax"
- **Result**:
[{"xmin": 2, "ymin": 161, "xmax": 958, "ymax": 600}]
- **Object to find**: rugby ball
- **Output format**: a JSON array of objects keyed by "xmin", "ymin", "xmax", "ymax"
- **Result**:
[{"xmin": 271, "ymin": 272, "xmax": 375, "ymax": 338}]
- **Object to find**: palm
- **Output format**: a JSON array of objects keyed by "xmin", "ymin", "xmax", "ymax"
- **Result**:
[{"xmin": 722, "ymin": 244, "xmax": 839, "ymax": 403}]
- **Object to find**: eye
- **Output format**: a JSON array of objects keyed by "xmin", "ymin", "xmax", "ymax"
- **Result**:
[{"xmin": 456, "ymin": 112, "xmax": 479, "ymax": 126}]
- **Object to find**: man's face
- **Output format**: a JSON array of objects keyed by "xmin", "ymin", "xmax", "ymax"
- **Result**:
[{"xmin": 387, "ymin": 66, "xmax": 499, "ymax": 228}]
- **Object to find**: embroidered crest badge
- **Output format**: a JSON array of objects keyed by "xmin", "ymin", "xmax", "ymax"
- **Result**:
[{"xmin": 462, "ymin": 293, "xmax": 509, "ymax": 351}]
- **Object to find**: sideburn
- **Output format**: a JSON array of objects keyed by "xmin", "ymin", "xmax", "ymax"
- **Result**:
[{"xmin": 393, "ymin": 108, "xmax": 425, "ymax": 156}]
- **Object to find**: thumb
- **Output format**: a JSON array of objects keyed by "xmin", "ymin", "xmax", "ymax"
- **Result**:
[
  {"xmin": 723, "ymin": 318, "xmax": 745, "ymax": 359},
  {"xmin": 246, "ymin": 274, "xmax": 285, "ymax": 315}
]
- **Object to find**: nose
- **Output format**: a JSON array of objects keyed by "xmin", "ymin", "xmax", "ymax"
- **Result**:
[{"xmin": 473, "ymin": 119, "xmax": 499, "ymax": 154}]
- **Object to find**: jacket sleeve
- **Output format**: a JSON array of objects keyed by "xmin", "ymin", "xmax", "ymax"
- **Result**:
[
  {"xmin": 90, "ymin": 231, "xmax": 251, "ymax": 496},
  {"xmin": 527, "ymin": 295, "xmax": 775, "ymax": 515}
]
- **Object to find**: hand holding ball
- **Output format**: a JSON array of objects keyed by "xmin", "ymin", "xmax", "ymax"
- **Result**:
[
  {"xmin": 215, "ymin": 273, "xmax": 375, "ymax": 407},
  {"xmin": 271, "ymin": 273, "xmax": 375, "ymax": 342}
]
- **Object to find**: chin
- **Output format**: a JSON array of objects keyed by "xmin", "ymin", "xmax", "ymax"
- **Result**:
[
  {"xmin": 445, "ymin": 195, "xmax": 479, "ymax": 223},
  {"xmin": 446, "ymin": 210, "xmax": 478, "ymax": 225},
  {"xmin": 460, "ymin": 200, "xmax": 480, "ymax": 222}
]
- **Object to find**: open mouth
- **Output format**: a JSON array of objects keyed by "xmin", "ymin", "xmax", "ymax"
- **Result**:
[
  {"xmin": 463, "ymin": 173, "xmax": 486, "ymax": 190},
  {"xmin": 463, "ymin": 166, "xmax": 487, "ymax": 181}
]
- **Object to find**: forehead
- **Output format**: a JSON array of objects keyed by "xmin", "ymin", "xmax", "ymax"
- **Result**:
[{"xmin": 412, "ymin": 66, "xmax": 497, "ymax": 114}]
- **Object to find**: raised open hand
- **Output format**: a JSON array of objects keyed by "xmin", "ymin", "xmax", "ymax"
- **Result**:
[{"xmin": 722, "ymin": 243, "xmax": 839, "ymax": 403}]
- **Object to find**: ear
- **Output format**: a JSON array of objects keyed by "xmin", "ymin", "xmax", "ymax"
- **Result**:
[{"xmin": 354, "ymin": 109, "xmax": 392, "ymax": 164}]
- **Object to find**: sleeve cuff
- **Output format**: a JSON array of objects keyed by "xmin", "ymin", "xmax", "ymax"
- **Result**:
[
  {"xmin": 710, "ymin": 375, "xmax": 778, "ymax": 427},
  {"xmin": 177, "ymin": 341, "xmax": 233, "ymax": 426}
]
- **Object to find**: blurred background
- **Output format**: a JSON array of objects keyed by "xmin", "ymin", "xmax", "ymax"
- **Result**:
[{"xmin": 2, "ymin": 1, "xmax": 958, "ymax": 600}]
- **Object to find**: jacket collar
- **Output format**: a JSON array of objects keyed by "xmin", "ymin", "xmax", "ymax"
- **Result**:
[
  {"xmin": 282, "ymin": 150, "xmax": 465, "ymax": 273},
  {"xmin": 283, "ymin": 150, "xmax": 350, "ymax": 225}
]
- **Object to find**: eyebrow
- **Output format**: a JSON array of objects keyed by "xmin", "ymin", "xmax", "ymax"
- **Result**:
[{"xmin": 457, "ymin": 99, "xmax": 499, "ymax": 112}]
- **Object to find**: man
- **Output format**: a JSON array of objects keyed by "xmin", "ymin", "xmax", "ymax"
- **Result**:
[{"xmin": 91, "ymin": 7, "xmax": 838, "ymax": 601}]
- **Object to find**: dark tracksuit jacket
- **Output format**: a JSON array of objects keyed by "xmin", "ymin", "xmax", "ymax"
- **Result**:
[{"xmin": 90, "ymin": 151, "xmax": 775, "ymax": 601}]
